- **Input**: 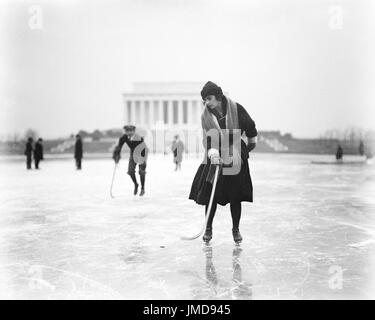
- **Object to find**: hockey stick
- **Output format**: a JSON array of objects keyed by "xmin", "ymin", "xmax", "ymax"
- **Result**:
[
  {"xmin": 110, "ymin": 162, "xmax": 118, "ymax": 198},
  {"xmin": 181, "ymin": 164, "xmax": 220, "ymax": 240}
]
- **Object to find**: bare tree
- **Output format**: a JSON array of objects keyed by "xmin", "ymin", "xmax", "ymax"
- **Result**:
[
  {"xmin": 323, "ymin": 129, "xmax": 340, "ymax": 140},
  {"xmin": 24, "ymin": 128, "xmax": 38, "ymax": 141},
  {"xmin": 7, "ymin": 132, "xmax": 21, "ymax": 144}
]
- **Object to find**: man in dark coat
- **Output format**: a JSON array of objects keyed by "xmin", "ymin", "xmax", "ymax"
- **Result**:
[
  {"xmin": 74, "ymin": 134, "xmax": 83, "ymax": 170},
  {"xmin": 189, "ymin": 81, "xmax": 257, "ymax": 243},
  {"xmin": 34, "ymin": 138, "xmax": 44, "ymax": 169},
  {"xmin": 336, "ymin": 144, "xmax": 343, "ymax": 162},
  {"xmin": 359, "ymin": 140, "xmax": 365, "ymax": 157},
  {"xmin": 24, "ymin": 137, "xmax": 34, "ymax": 170},
  {"xmin": 113, "ymin": 125, "xmax": 148, "ymax": 196},
  {"xmin": 171, "ymin": 134, "xmax": 184, "ymax": 171}
]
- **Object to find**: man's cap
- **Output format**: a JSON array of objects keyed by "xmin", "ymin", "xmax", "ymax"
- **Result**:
[{"xmin": 124, "ymin": 125, "xmax": 136, "ymax": 131}]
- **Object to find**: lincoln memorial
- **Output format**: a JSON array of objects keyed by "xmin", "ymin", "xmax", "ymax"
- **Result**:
[{"xmin": 122, "ymin": 82, "xmax": 206, "ymax": 153}]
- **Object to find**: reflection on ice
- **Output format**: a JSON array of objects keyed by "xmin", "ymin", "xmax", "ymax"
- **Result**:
[
  {"xmin": 232, "ymin": 246, "xmax": 253, "ymax": 299},
  {"xmin": 0, "ymin": 153, "xmax": 374, "ymax": 299},
  {"xmin": 190, "ymin": 244, "xmax": 253, "ymax": 300}
]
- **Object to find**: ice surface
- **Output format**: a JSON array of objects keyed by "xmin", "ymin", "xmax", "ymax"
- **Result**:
[{"xmin": 0, "ymin": 153, "xmax": 374, "ymax": 299}]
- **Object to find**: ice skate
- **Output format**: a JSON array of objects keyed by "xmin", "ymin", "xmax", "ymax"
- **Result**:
[
  {"xmin": 202, "ymin": 227, "xmax": 212, "ymax": 242},
  {"xmin": 232, "ymin": 229, "xmax": 243, "ymax": 243}
]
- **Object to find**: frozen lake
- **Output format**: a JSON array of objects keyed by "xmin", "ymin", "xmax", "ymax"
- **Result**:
[{"xmin": 0, "ymin": 153, "xmax": 375, "ymax": 299}]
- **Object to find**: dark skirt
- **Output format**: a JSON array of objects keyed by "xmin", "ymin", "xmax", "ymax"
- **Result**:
[{"xmin": 189, "ymin": 157, "xmax": 253, "ymax": 206}]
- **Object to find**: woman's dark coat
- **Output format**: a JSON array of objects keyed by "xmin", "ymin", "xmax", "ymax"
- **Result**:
[
  {"xmin": 74, "ymin": 139, "xmax": 83, "ymax": 159},
  {"xmin": 189, "ymin": 97, "xmax": 257, "ymax": 206},
  {"xmin": 34, "ymin": 142, "xmax": 44, "ymax": 160}
]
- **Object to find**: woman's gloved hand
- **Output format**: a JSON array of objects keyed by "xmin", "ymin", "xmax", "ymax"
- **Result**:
[{"xmin": 210, "ymin": 154, "xmax": 222, "ymax": 165}]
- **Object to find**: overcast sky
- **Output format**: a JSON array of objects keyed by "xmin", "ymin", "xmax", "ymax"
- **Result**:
[{"xmin": 0, "ymin": 0, "xmax": 374, "ymax": 139}]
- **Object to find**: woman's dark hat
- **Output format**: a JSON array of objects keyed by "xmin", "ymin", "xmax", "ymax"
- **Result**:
[{"xmin": 200, "ymin": 81, "xmax": 223, "ymax": 100}]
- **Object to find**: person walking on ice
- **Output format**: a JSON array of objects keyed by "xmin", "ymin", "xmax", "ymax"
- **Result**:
[
  {"xmin": 113, "ymin": 125, "xmax": 148, "ymax": 196},
  {"xmin": 74, "ymin": 134, "xmax": 83, "ymax": 170},
  {"xmin": 189, "ymin": 81, "xmax": 257, "ymax": 243},
  {"xmin": 34, "ymin": 138, "xmax": 44, "ymax": 169},
  {"xmin": 171, "ymin": 134, "xmax": 184, "ymax": 171},
  {"xmin": 24, "ymin": 137, "xmax": 34, "ymax": 170},
  {"xmin": 336, "ymin": 143, "xmax": 343, "ymax": 163}
]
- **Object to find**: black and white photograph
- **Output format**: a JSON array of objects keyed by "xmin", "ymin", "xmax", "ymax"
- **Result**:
[{"xmin": 0, "ymin": 0, "xmax": 375, "ymax": 304}]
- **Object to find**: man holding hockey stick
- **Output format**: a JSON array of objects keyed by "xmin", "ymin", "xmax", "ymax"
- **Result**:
[
  {"xmin": 112, "ymin": 125, "xmax": 148, "ymax": 196},
  {"xmin": 189, "ymin": 81, "xmax": 257, "ymax": 243}
]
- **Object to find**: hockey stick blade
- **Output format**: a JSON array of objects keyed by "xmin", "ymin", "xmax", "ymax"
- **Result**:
[
  {"xmin": 181, "ymin": 165, "xmax": 220, "ymax": 241},
  {"xmin": 110, "ymin": 163, "xmax": 118, "ymax": 198}
]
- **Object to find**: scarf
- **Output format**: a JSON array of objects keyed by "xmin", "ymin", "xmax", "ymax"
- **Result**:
[{"xmin": 201, "ymin": 96, "xmax": 242, "ymax": 169}]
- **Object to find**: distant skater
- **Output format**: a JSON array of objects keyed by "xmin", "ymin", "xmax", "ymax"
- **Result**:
[
  {"xmin": 34, "ymin": 138, "xmax": 44, "ymax": 169},
  {"xmin": 24, "ymin": 137, "xmax": 33, "ymax": 170},
  {"xmin": 366, "ymin": 151, "xmax": 373, "ymax": 160},
  {"xmin": 189, "ymin": 81, "xmax": 257, "ymax": 243},
  {"xmin": 336, "ymin": 144, "xmax": 343, "ymax": 163},
  {"xmin": 113, "ymin": 125, "xmax": 148, "ymax": 196},
  {"xmin": 171, "ymin": 135, "xmax": 184, "ymax": 171},
  {"xmin": 74, "ymin": 134, "xmax": 83, "ymax": 170},
  {"xmin": 359, "ymin": 140, "xmax": 365, "ymax": 157}
]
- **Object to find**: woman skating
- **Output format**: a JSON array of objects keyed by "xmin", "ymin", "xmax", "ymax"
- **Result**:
[{"xmin": 189, "ymin": 81, "xmax": 257, "ymax": 243}]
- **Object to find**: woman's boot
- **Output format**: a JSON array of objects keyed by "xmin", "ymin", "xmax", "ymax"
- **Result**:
[
  {"xmin": 203, "ymin": 227, "xmax": 212, "ymax": 242},
  {"xmin": 232, "ymin": 229, "xmax": 243, "ymax": 243}
]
